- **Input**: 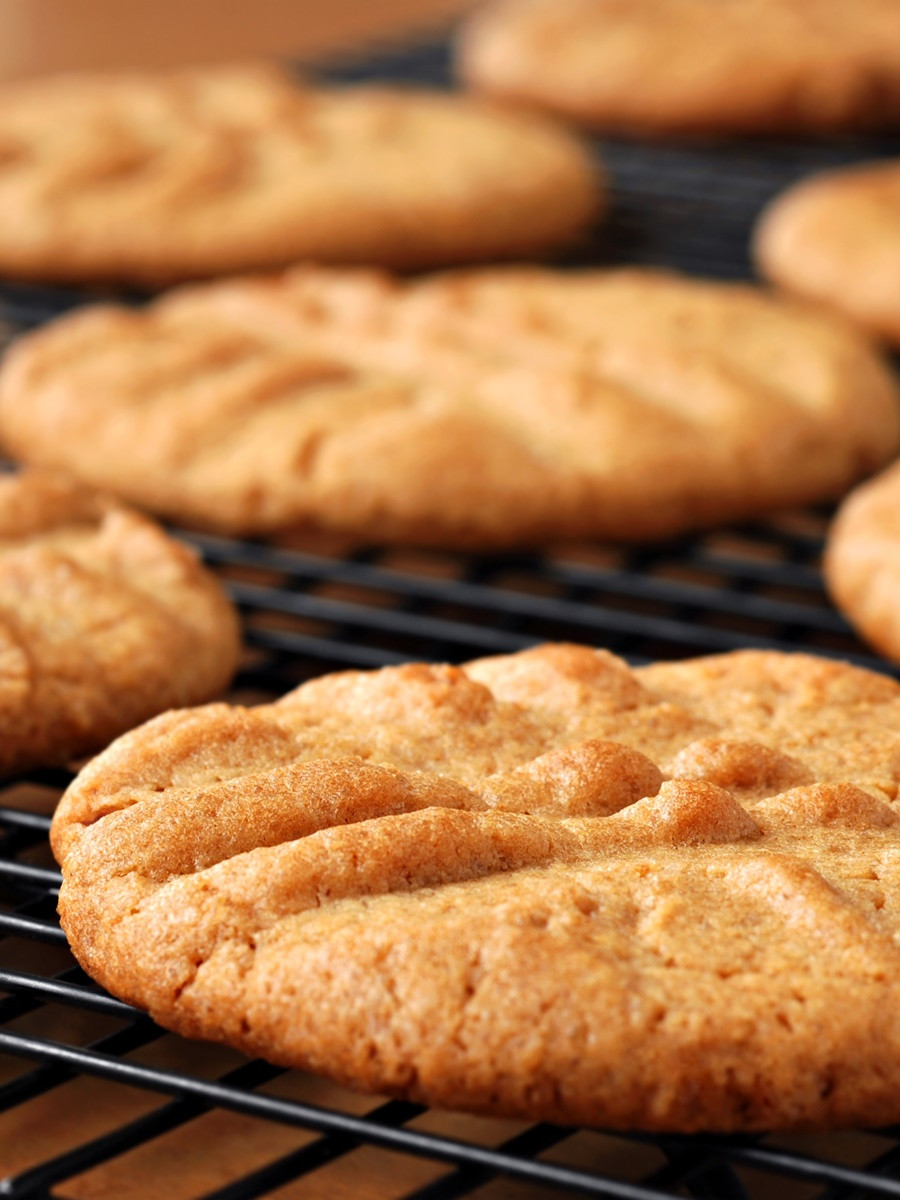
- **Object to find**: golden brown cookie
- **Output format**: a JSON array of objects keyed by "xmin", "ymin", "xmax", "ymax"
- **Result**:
[
  {"xmin": 825, "ymin": 461, "xmax": 900, "ymax": 664},
  {"xmin": 459, "ymin": 0, "xmax": 900, "ymax": 136},
  {"xmin": 755, "ymin": 162, "xmax": 900, "ymax": 346},
  {"xmin": 0, "ymin": 61, "xmax": 601, "ymax": 285},
  {"xmin": 2, "ymin": 266, "xmax": 897, "ymax": 547},
  {"xmin": 0, "ymin": 468, "xmax": 240, "ymax": 777},
  {"xmin": 52, "ymin": 643, "xmax": 900, "ymax": 1132}
]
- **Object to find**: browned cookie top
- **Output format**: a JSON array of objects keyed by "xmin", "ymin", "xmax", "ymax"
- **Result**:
[
  {"xmin": 0, "ymin": 469, "xmax": 240, "ymax": 777},
  {"xmin": 53, "ymin": 643, "xmax": 900, "ymax": 1132},
  {"xmin": 756, "ymin": 161, "xmax": 900, "ymax": 347},
  {"xmin": 2, "ymin": 266, "xmax": 897, "ymax": 547},
  {"xmin": 459, "ymin": 0, "xmax": 900, "ymax": 136},
  {"xmin": 0, "ymin": 62, "xmax": 600, "ymax": 284},
  {"xmin": 826, "ymin": 461, "xmax": 900, "ymax": 665}
]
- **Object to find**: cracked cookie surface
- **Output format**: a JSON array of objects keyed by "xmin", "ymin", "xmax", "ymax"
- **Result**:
[
  {"xmin": 52, "ymin": 643, "xmax": 900, "ymax": 1131},
  {"xmin": 2, "ymin": 266, "xmax": 897, "ymax": 546},
  {"xmin": 0, "ymin": 469, "xmax": 240, "ymax": 776},
  {"xmin": 826, "ymin": 462, "xmax": 900, "ymax": 665},
  {"xmin": 459, "ymin": 0, "xmax": 900, "ymax": 136},
  {"xmin": 0, "ymin": 61, "xmax": 600, "ymax": 285}
]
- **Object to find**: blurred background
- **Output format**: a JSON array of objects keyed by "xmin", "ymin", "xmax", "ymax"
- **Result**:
[{"xmin": 0, "ymin": 0, "xmax": 479, "ymax": 80}]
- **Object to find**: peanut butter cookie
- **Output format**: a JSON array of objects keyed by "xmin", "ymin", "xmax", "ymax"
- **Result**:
[
  {"xmin": 0, "ymin": 62, "xmax": 600, "ymax": 284},
  {"xmin": 826, "ymin": 461, "xmax": 900, "ymax": 664},
  {"xmin": 52, "ymin": 643, "xmax": 900, "ymax": 1131},
  {"xmin": 756, "ymin": 162, "xmax": 900, "ymax": 346},
  {"xmin": 459, "ymin": 0, "xmax": 900, "ymax": 136},
  {"xmin": 1, "ymin": 266, "xmax": 897, "ymax": 547},
  {"xmin": 0, "ymin": 469, "xmax": 240, "ymax": 777}
]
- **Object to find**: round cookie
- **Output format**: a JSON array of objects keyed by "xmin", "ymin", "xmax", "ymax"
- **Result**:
[
  {"xmin": 825, "ymin": 462, "xmax": 900, "ymax": 664},
  {"xmin": 1, "ymin": 266, "xmax": 897, "ymax": 548},
  {"xmin": 0, "ymin": 469, "xmax": 240, "ymax": 777},
  {"xmin": 52, "ymin": 643, "xmax": 900, "ymax": 1131},
  {"xmin": 756, "ymin": 162, "xmax": 900, "ymax": 347},
  {"xmin": 458, "ymin": 0, "xmax": 900, "ymax": 136},
  {"xmin": 0, "ymin": 62, "xmax": 601, "ymax": 285}
]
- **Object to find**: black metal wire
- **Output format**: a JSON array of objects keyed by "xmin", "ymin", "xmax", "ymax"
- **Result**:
[
  {"xmin": 0, "ymin": 911, "xmax": 69, "ymax": 947},
  {"xmin": 1, "ymin": 1030, "xmax": 685, "ymax": 1200},
  {"xmin": 2, "ymin": 26, "xmax": 900, "ymax": 1200}
]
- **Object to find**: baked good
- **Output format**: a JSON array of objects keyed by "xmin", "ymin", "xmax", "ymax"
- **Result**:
[
  {"xmin": 2, "ymin": 266, "xmax": 897, "ymax": 547},
  {"xmin": 0, "ymin": 468, "xmax": 240, "ymax": 777},
  {"xmin": 52, "ymin": 642, "xmax": 900, "ymax": 1131},
  {"xmin": 825, "ymin": 461, "xmax": 900, "ymax": 664},
  {"xmin": 0, "ymin": 61, "xmax": 600, "ymax": 285},
  {"xmin": 458, "ymin": 0, "xmax": 900, "ymax": 136},
  {"xmin": 755, "ymin": 162, "xmax": 900, "ymax": 346}
]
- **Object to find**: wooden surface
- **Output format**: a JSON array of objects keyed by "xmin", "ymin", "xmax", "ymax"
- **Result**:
[{"xmin": 0, "ymin": 0, "xmax": 478, "ymax": 80}]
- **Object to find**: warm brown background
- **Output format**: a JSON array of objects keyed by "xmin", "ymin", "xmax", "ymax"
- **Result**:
[{"xmin": 0, "ymin": 0, "xmax": 479, "ymax": 80}]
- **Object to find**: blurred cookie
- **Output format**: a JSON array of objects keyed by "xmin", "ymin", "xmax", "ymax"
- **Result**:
[
  {"xmin": 825, "ymin": 462, "xmax": 900, "ymax": 664},
  {"xmin": 0, "ymin": 469, "xmax": 240, "ymax": 777},
  {"xmin": 53, "ymin": 643, "xmax": 900, "ymax": 1131},
  {"xmin": 459, "ymin": 0, "xmax": 900, "ymax": 136},
  {"xmin": 756, "ymin": 162, "xmax": 900, "ymax": 345},
  {"xmin": 0, "ymin": 62, "xmax": 601, "ymax": 284},
  {"xmin": 1, "ymin": 266, "xmax": 897, "ymax": 547}
]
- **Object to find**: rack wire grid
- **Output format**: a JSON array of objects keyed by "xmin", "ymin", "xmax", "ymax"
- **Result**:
[{"xmin": 2, "ymin": 27, "xmax": 900, "ymax": 1200}]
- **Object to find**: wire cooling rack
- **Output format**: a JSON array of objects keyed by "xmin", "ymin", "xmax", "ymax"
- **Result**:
[{"xmin": 3, "ymin": 29, "xmax": 900, "ymax": 1200}]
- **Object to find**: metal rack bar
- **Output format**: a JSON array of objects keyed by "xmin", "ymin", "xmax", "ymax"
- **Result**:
[{"xmin": 0, "ymin": 1031, "xmax": 683, "ymax": 1199}]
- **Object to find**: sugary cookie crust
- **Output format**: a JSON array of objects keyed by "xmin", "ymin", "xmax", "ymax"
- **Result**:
[
  {"xmin": 825, "ymin": 462, "xmax": 900, "ymax": 665},
  {"xmin": 0, "ymin": 469, "xmax": 240, "ymax": 776},
  {"xmin": 459, "ymin": 0, "xmax": 900, "ymax": 136},
  {"xmin": 53, "ymin": 644, "xmax": 900, "ymax": 1131},
  {"xmin": 0, "ymin": 62, "xmax": 601, "ymax": 284},
  {"xmin": 2, "ymin": 266, "xmax": 897, "ymax": 546}
]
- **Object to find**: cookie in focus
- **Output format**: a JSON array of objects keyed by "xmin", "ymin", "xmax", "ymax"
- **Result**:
[{"xmin": 52, "ymin": 642, "xmax": 900, "ymax": 1131}]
